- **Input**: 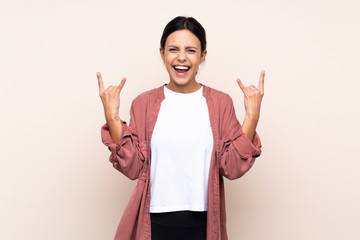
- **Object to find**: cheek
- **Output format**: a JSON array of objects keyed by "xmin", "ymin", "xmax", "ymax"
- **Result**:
[
  {"xmin": 164, "ymin": 54, "xmax": 176, "ymax": 65},
  {"xmin": 190, "ymin": 56, "xmax": 202, "ymax": 66}
]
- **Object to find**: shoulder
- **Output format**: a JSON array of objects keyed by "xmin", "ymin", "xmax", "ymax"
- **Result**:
[
  {"xmin": 130, "ymin": 85, "xmax": 163, "ymax": 111},
  {"xmin": 204, "ymin": 85, "xmax": 234, "ymax": 106}
]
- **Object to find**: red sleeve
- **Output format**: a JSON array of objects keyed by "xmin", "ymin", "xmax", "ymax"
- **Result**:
[
  {"xmin": 101, "ymin": 102, "xmax": 146, "ymax": 180},
  {"xmin": 218, "ymin": 95, "xmax": 262, "ymax": 180}
]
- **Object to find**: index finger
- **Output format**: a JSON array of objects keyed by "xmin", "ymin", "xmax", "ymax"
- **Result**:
[
  {"xmin": 97, "ymin": 72, "xmax": 104, "ymax": 95},
  {"xmin": 258, "ymin": 70, "xmax": 265, "ymax": 94}
]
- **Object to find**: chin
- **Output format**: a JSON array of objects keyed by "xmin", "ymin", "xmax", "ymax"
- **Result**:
[
  {"xmin": 172, "ymin": 74, "xmax": 196, "ymax": 85},
  {"xmin": 171, "ymin": 78, "xmax": 193, "ymax": 86}
]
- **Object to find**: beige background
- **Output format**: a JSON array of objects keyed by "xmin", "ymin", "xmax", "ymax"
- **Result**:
[{"xmin": 1, "ymin": 0, "xmax": 359, "ymax": 239}]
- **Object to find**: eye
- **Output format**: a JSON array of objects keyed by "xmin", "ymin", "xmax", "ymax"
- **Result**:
[
  {"xmin": 187, "ymin": 49, "xmax": 196, "ymax": 53},
  {"xmin": 169, "ymin": 48, "xmax": 178, "ymax": 52}
]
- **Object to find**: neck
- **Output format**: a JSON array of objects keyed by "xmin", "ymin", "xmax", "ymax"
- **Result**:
[{"xmin": 166, "ymin": 80, "xmax": 202, "ymax": 94}]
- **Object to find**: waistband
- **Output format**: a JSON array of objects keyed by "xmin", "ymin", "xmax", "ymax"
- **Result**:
[{"xmin": 150, "ymin": 210, "xmax": 207, "ymax": 227}]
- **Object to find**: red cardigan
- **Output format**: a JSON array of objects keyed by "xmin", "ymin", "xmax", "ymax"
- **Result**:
[{"xmin": 101, "ymin": 83, "xmax": 262, "ymax": 240}]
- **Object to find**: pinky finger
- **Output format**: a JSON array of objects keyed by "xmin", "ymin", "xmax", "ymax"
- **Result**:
[
  {"xmin": 117, "ymin": 77, "xmax": 126, "ymax": 91},
  {"xmin": 237, "ymin": 79, "xmax": 246, "ymax": 93}
]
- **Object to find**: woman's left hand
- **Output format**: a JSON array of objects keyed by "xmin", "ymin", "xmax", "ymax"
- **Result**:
[{"xmin": 236, "ymin": 70, "xmax": 265, "ymax": 121}]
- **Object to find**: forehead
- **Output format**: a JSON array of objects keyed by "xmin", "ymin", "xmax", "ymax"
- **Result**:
[{"xmin": 165, "ymin": 29, "xmax": 201, "ymax": 47}]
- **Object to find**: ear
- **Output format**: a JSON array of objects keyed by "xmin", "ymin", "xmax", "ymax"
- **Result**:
[
  {"xmin": 159, "ymin": 47, "xmax": 165, "ymax": 62},
  {"xmin": 200, "ymin": 50, "xmax": 207, "ymax": 64}
]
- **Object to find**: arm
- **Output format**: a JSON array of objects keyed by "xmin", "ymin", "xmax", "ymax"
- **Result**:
[
  {"xmin": 97, "ymin": 72, "xmax": 145, "ymax": 180},
  {"xmin": 241, "ymin": 115, "xmax": 259, "ymax": 142},
  {"xmin": 106, "ymin": 115, "xmax": 123, "ymax": 144},
  {"xmin": 219, "ymin": 70, "xmax": 265, "ymax": 179}
]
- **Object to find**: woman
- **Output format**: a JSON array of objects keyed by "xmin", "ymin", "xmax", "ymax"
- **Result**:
[{"xmin": 98, "ymin": 16, "xmax": 264, "ymax": 240}]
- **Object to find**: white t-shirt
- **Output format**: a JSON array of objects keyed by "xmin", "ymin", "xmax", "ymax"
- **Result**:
[{"xmin": 149, "ymin": 85, "xmax": 214, "ymax": 213}]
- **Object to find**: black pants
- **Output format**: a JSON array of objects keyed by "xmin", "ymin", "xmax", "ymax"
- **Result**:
[{"xmin": 150, "ymin": 210, "xmax": 207, "ymax": 240}]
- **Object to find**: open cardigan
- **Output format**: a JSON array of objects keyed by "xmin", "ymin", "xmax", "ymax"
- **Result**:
[{"xmin": 101, "ymin": 83, "xmax": 262, "ymax": 240}]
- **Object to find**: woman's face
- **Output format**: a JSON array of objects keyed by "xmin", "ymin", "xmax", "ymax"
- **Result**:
[{"xmin": 160, "ymin": 29, "xmax": 207, "ymax": 93}]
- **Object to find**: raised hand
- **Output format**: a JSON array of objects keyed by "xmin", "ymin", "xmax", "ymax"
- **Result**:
[
  {"xmin": 97, "ymin": 72, "xmax": 126, "ymax": 123},
  {"xmin": 236, "ymin": 70, "xmax": 265, "ymax": 121}
]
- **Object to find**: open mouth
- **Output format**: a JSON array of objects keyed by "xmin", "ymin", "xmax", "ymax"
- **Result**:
[{"xmin": 173, "ymin": 65, "xmax": 190, "ymax": 73}]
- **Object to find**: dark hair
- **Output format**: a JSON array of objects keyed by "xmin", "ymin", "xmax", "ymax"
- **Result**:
[{"xmin": 160, "ymin": 16, "xmax": 207, "ymax": 53}]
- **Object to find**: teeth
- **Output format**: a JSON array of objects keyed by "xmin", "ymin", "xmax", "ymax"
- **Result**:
[{"xmin": 174, "ymin": 66, "xmax": 190, "ymax": 70}]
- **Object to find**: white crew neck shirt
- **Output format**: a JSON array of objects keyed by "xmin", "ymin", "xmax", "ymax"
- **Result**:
[{"xmin": 149, "ymin": 85, "xmax": 214, "ymax": 213}]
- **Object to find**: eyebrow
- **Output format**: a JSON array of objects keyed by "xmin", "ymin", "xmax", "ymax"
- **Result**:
[{"xmin": 167, "ymin": 45, "xmax": 198, "ymax": 49}]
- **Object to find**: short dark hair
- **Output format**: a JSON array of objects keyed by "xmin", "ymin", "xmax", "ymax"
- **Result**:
[{"xmin": 160, "ymin": 16, "xmax": 207, "ymax": 53}]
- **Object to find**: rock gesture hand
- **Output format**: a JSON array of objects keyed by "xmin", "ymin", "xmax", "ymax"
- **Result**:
[
  {"xmin": 236, "ymin": 70, "xmax": 265, "ymax": 121},
  {"xmin": 97, "ymin": 72, "xmax": 126, "ymax": 123}
]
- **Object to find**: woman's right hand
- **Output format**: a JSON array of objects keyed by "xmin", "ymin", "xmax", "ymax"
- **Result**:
[{"xmin": 97, "ymin": 72, "xmax": 126, "ymax": 123}]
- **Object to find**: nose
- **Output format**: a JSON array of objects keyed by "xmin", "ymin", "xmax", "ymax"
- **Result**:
[{"xmin": 177, "ymin": 50, "xmax": 186, "ymax": 62}]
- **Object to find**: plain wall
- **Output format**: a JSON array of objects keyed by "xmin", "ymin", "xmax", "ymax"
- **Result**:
[{"xmin": 1, "ymin": 0, "xmax": 359, "ymax": 239}]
